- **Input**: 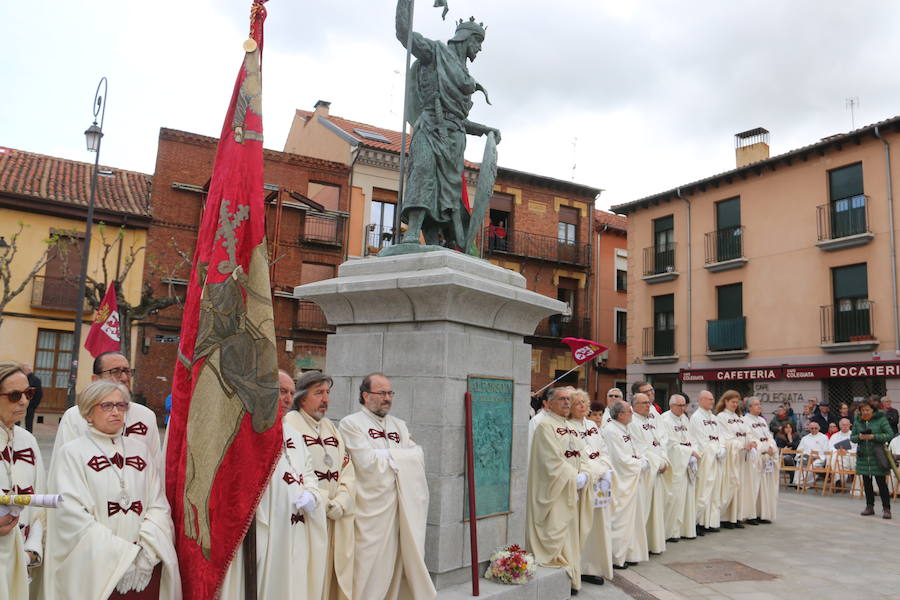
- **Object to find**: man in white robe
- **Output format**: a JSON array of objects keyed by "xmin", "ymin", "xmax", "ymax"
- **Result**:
[
  {"xmin": 601, "ymin": 388, "xmax": 625, "ymax": 428},
  {"xmin": 660, "ymin": 394, "xmax": 698, "ymax": 541},
  {"xmin": 285, "ymin": 371, "xmax": 356, "ymax": 600},
  {"xmin": 629, "ymin": 393, "xmax": 669, "ymax": 555},
  {"xmin": 50, "ymin": 352, "xmax": 161, "ymax": 473},
  {"xmin": 794, "ymin": 421, "xmax": 830, "ymax": 486},
  {"xmin": 715, "ymin": 393, "xmax": 754, "ymax": 528},
  {"xmin": 338, "ymin": 373, "xmax": 435, "ymax": 600},
  {"xmin": 220, "ymin": 371, "xmax": 328, "ymax": 600},
  {"xmin": 526, "ymin": 387, "xmax": 601, "ymax": 593},
  {"xmin": 602, "ymin": 401, "xmax": 648, "ymax": 569},
  {"xmin": 690, "ymin": 390, "xmax": 725, "ymax": 533},
  {"xmin": 742, "ymin": 397, "xmax": 779, "ymax": 524}
]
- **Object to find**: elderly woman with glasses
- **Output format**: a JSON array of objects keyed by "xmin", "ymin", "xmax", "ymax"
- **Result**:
[
  {"xmin": 44, "ymin": 380, "xmax": 180, "ymax": 599},
  {"xmin": 0, "ymin": 361, "xmax": 47, "ymax": 600}
]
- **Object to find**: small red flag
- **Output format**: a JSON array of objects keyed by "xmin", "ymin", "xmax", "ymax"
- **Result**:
[
  {"xmin": 562, "ymin": 337, "xmax": 608, "ymax": 365},
  {"xmin": 165, "ymin": 2, "xmax": 281, "ymax": 598},
  {"xmin": 84, "ymin": 283, "xmax": 120, "ymax": 358}
]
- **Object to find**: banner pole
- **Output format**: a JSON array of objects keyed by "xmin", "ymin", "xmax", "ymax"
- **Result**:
[
  {"xmin": 243, "ymin": 520, "xmax": 257, "ymax": 600},
  {"xmin": 533, "ymin": 363, "xmax": 585, "ymax": 396},
  {"xmin": 464, "ymin": 391, "xmax": 480, "ymax": 596}
]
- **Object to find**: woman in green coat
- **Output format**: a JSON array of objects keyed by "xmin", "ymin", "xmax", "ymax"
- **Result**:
[{"xmin": 851, "ymin": 399, "xmax": 893, "ymax": 519}]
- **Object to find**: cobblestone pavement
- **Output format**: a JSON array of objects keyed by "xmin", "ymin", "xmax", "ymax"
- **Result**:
[
  {"xmin": 580, "ymin": 489, "xmax": 900, "ymax": 600},
  {"xmin": 31, "ymin": 423, "xmax": 898, "ymax": 599}
]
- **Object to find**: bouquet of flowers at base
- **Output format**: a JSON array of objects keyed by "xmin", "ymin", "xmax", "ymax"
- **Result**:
[{"xmin": 483, "ymin": 544, "xmax": 536, "ymax": 585}]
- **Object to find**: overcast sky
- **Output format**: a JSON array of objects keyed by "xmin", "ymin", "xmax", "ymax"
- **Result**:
[{"xmin": 4, "ymin": 0, "xmax": 900, "ymax": 210}]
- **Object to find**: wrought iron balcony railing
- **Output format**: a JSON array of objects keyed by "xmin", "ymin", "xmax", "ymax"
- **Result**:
[
  {"xmin": 821, "ymin": 301, "xmax": 874, "ymax": 344},
  {"xmin": 484, "ymin": 229, "xmax": 590, "ymax": 267},
  {"xmin": 642, "ymin": 326, "xmax": 675, "ymax": 357},
  {"xmin": 817, "ymin": 195, "xmax": 870, "ymax": 241},
  {"xmin": 301, "ymin": 213, "xmax": 345, "ymax": 246},
  {"xmin": 31, "ymin": 275, "xmax": 89, "ymax": 311},
  {"xmin": 532, "ymin": 316, "xmax": 590, "ymax": 339},
  {"xmin": 294, "ymin": 301, "xmax": 335, "ymax": 333},
  {"xmin": 704, "ymin": 226, "xmax": 744, "ymax": 264},
  {"xmin": 642, "ymin": 242, "xmax": 676, "ymax": 276}
]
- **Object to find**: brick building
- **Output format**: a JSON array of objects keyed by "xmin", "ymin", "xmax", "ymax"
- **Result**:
[
  {"xmin": 133, "ymin": 128, "xmax": 350, "ymax": 413},
  {"xmin": 592, "ymin": 210, "xmax": 628, "ymax": 400}
]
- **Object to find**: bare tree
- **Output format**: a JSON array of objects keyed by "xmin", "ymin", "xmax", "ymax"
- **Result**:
[
  {"xmin": 0, "ymin": 222, "xmax": 55, "ymax": 330},
  {"xmin": 51, "ymin": 224, "xmax": 191, "ymax": 358}
]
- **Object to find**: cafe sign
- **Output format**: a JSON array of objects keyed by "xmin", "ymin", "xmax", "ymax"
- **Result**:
[{"xmin": 680, "ymin": 361, "xmax": 900, "ymax": 382}]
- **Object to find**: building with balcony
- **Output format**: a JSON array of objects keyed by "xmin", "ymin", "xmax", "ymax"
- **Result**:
[
  {"xmin": 135, "ymin": 129, "xmax": 350, "ymax": 412},
  {"xmin": 592, "ymin": 211, "xmax": 629, "ymax": 399},
  {"xmin": 0, "ymin": 146, "xmax": 150, "ymax": 413},
  {"xmin": 612, "ymin": 118, "xmax": 900, "ymax": 412},
  {"xmin": 284, "ymin": 101, "xmax": 607, "ymax": 393}
]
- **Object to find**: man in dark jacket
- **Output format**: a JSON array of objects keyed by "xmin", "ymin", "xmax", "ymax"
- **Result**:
[
  {"xmin": 769, "ymin": 406, "xmax": 793, "ymax": 434},
  {"xmin": 810, "ymin": 401, "xmax": 837, "ymax": 434},
  {"xmin": 22, "ymin": 363, "xmax": 43, "ymax": 432},
  {"xmin": 880, "ymin": 396, "xmax": 899, "ymax": 435}
]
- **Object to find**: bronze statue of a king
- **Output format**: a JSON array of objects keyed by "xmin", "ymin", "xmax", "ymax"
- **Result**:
[{"xmin": 391, "ymin": 0, "xmax": 501, "ymax": 253}]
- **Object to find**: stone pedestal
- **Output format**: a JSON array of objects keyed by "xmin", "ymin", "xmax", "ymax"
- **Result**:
[{"xmin": 294, "ymin": 250, "xmax": 565, "ymax": 590}]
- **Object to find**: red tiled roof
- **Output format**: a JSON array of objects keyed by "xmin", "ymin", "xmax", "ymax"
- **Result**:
[
  {"xmin": 595, "ymin": 210, "xmax": 627, "ymax": 231},
  {"xmin": 296, "ymin": 109, "xmax": 411, "ymax": 154},
  {"xmin": 0, "ymin": 146, "xmax": 151, "ymax": 217}
]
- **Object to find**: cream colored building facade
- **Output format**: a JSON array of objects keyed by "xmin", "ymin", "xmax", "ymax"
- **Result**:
[
  {"xmin": 612, "ymin": 119, "xmax": 900, "ymax": 413},
  {"xmin": 0, "ymin": 147, "xmax": 150, "ymax": 412}
]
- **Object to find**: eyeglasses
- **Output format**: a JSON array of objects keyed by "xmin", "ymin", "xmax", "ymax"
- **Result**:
[
  {"xmin": 367, "ymin": 390, "xmax": 395, "ymax": 398},
  {"xmin": 97, "ymin": 401, "xmax": 130, "ymax": 413},
  {"xmin": 0, "ymin": 388, "xmax": 36, "ymax": 403},
  {"xmin": 101, "ymin": 367, "xmax": 133, "ymax": 377}
]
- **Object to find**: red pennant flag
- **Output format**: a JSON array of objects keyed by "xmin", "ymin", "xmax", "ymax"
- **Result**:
[
  {"xmin": 84, "ymin": 282, "xmax": 121, "ymax": 358},
  {"xmin": 165, "ymin": 3, "xmax": 282, "ymax": 598},
  {"xmin": 562, "ymin": 337, "xmax": 608, "ymax": 365}
]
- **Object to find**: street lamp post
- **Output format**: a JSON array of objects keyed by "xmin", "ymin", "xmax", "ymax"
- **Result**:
[{"xmin": 66, "ymin": 77, "xmax": 107, "ymax": 408}]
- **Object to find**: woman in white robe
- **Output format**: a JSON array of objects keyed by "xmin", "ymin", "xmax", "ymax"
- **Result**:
[
  {"xmin": 569, "ymin": 391, "xmax": 613, "ymax": 584},
  {"xmin": 219, "ymin": 422, "xmax": 327, "ymax": 599},
  {"xmin": 0, "ymin": 362, "xmax": 47, "ymax": 600},
  {"xmin": 44, "ymin": 380, "xmax": 180, "ymax": 600},
  {"xmin": 713, "ymin": 390, "xmax": 754, "ymax": 528}
]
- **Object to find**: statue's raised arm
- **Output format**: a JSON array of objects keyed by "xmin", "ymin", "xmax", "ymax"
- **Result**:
[{"xmin": 386, "ymin": 0, "xmax": 501, "ymax": 254}]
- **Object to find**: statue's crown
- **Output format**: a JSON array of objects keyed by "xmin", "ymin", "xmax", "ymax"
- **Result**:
[{"xmin": 455, "ymin": 16, "xmax": 486, "ymax": 37}]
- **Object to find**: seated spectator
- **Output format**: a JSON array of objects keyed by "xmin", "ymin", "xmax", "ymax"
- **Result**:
[
  {"xmin": 830, "ymin": 418, "xmax": 857, "ymax": 485},
  {"xmin": 796, "ymin": 399, "xmax": 817, "ymax": 433},
  {"xmin": 794, "ymin": 421, "xmax": 830, "ymax": 486},
  {"xmin": 774, "ymin": 422, "xmax": 800, "ymax": 466},
  {"xmin": 826, "ymin": 422, "xmax": 839, "ymax": 438},
  {"xmin": 769, "ymin": 406, "xmax": 793, "ymax": 434},
  {"xmin": 829, "ymin": 418, "xmax": 856, "ymax": 451},
  {"xmin": 881, "ymin": 396, "xmax": 899, "ymax": 435}
]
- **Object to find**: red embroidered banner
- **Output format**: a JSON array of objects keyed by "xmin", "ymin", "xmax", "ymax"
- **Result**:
[
  {"xmin": 84, "ymin": 282, "xmax": 120, "ymax": 358},
  {"xmin": 164, "ymin": 3, "xmax": 282, "ymax": 598},
  {"xmin": 561, "ymin": 337, "xmax": 608, "ymax": 365}
]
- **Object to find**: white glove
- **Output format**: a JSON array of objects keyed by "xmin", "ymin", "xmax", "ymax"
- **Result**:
[
  {"xmin": 575, "ymin": 472, "xmax": 588, "ymax": 490},
  {"xmin": 640, "ymin": 458, "xmax": 650, "ymax": 472},
  {"xmin": 294, "ymin": 490, "xmax": 318, "ymax": 513},
  {"xmin": 374, "ymin": 449, "xmax": 399, "ymax": 471},
  {"xmin": 688, "ymin": 455, "xmax": 698, "ymax": 467},
  {"xmin": 326, "ymin": 500, "xmax": 344, "ymax": 520},
  {"xmin": 131, "ymin": 547, "xmax": 158, "ymax": 592},
  {"xmin": 716, "ymin": 447, "xmax": 726, "ymax": 460},
  {"xmin": 749, "ymin": 448, "xmax": 759, "ymax": 462},
  {"xmin": 116, "ymin": 562, "xmax": 138, "ymax": 595}
]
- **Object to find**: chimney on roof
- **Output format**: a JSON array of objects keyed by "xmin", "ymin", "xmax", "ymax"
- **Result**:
[
  {"xmin": 735, "ymin": 127, "xmax": 770, "ymax": 168},
  {"xmin": 314, "ymin": 100, "xmax": 331, "ymax": 117}
]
